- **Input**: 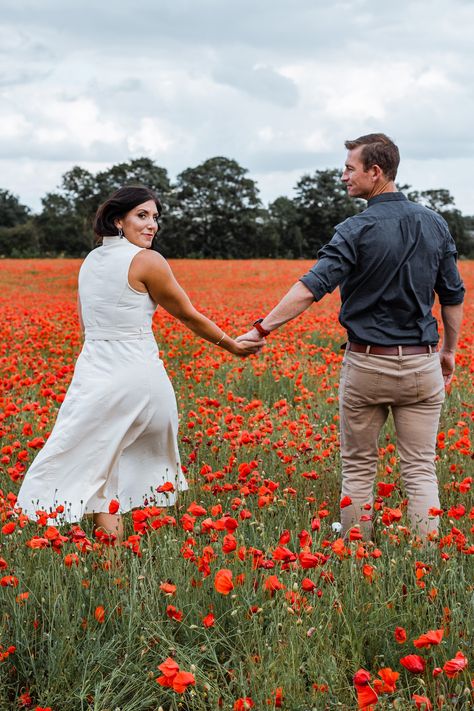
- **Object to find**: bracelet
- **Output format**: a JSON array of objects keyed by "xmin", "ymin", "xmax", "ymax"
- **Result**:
[
  {"xmin": 215, "ymin": 331, "xmax": 226, "ymax": 346},
  {"xmin": 252, "ymin": 318, "xmax": 270, "ymax": 337}
]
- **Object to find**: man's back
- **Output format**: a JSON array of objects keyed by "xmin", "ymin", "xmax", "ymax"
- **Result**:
[{"xmin": 300, "ymin": 192, "xmax": 465, "ymax": 345}]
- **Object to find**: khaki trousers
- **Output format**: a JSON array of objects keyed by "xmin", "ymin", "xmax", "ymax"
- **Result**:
[{"xmin": 339, "ymin": 350, "xmax": 445, "ymax": 538}]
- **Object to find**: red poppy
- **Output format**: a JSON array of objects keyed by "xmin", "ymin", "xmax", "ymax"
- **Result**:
[
  {"xmin": 443, "ymin": 651, "xmax": 468, "ymax": 678},
  {"xmin": 187, "ymin": 501, "xmax": 207, "ymax": 516},
  {"xmin": 108, "ymin": 499, "xmax": 120, "ymax": 514},
  {"xmin": 94, "ymin": 606, "xmax": 105, "ymax": 624},
  {"xmin": 1, "ymin": 521, "xmax": 16, "ymax": 535},
  {"xmin": 400, "ymin": 655, "xmax": 425, "ymax": 674},
  {"xmin": 264, "ymin": 575, "xmax": 285, "ymax": 592},
  {"xmin": 394, "ymin": 627, "xmax": 407, "ymax": 644},
  {"xmin": 202, "ymin": 613, "xmax": 215, "ymax": 627},
  {"xmin": 413, "ymin": 629, "xmax": 443, "ymax": 649},
  {"xmin": 160, "ymin": 582, "xmax": 177, "ymax": 595},
  {"xmin": 412, "ymin": 694, "xmax": 433, "ymax": 710},
  {"xmin": 214, "ymin": 569, "xmax": 234, "ymax": 595},
  {"xmin": 373, "ymin": 667, "xmax": 399, "ymax": 693},
  {"xmin": 353, "ymin": 669, "xmax": 378, "ymax": 710},
  {"xmin": 157, "ymin": 481, "xmax": 175, "ymax": 493},
  {"xmin": 233, "ymin": 698, "xmax": 254, "ymax": 710},
  {"xmin": 166, "ymin": 605, "xmax": 183, "ymax": 622},
  {"xmin": 172, "ymin": 670, "xmax": 195, "ymax": 693},
  {"xmin": 158, "ymin": 657, "xmax": 179, "ymax": 678}
]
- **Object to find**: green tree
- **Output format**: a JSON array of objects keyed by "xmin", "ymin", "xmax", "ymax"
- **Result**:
[
  {"xmin": 0, "ymin": 221, "xmax": 39, "ymax": 257},
  {"xmin": 294, "ymin": 169, "xmax": 363, "ymax": 255},
  {"xmin": 264, "ymin": 196, "xmax": 303, "ymax": 258},
  {"xmin": 161, "ymin": 157, "xmax": 262, "ymax": 258},
  {"xmin": 36, "ymin": 193, "xmax": 88, "ymax": 256},
  {"xmin": 0, "ymin": 189, "xmax": 30, "ymax": 228},
  {"xmin": 37, "ymin": 159, "xmax": 170, "ymax": 256}
]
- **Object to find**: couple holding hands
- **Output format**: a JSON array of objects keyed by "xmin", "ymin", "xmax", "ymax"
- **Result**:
[{"xmin": 17, "ymin": 133, "xmax": 465, "ymax": 544}]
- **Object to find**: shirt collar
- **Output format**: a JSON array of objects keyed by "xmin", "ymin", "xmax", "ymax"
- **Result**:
[
  {"xmin": 102, "ymin": 235, "xmax": 124, "ymax": 245},
  {"xmin": 367, "ymin": 192, "xmax": 407, "ymax": 207}
]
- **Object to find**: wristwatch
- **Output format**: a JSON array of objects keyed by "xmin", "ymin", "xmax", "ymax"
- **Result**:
[{"xmin": 252, "ymin": 318, "xmax": 270, "ymax": 337}]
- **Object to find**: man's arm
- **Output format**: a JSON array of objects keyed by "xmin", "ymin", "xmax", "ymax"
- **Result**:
[
  {"xmin": 236, "ymin": 281, "xmax": 315, "ymax": 341},
  {"xmin": 439, "ymin": 303, "xmax": 463, "ymax": 386}
]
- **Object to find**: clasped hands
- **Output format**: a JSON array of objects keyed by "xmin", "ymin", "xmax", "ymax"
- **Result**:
[{"xmin": 232, "ymin": 327, "xmax": 266, "ymax": 358}]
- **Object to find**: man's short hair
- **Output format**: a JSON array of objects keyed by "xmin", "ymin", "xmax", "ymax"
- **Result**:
[{"xmin": 344, "ymin": 133, "xmax": 400, "ymax": 181}]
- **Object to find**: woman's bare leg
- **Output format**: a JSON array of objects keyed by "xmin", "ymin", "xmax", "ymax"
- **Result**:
[{"xmin": 93, "ymin": 512, "xmax": 124, "ymax": 544}]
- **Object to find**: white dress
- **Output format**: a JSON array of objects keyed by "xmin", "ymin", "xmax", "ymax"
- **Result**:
[{"xmin": 17, "ymin": 235, "xmax": 187, "ymax": 522}]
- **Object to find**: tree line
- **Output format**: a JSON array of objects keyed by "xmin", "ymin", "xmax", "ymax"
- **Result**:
[{"xmin": 1, "ymin": 157, "xmax": 473, "ymax": 259}]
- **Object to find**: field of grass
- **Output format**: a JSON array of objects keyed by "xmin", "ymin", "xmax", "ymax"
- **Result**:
[{"xmin": 0, "ymin": 259, "xmax": 473, "ymax": 711}]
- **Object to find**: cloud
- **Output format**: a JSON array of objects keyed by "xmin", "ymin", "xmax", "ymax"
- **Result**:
[
  {"xmin": 213, "ymin": 64, "xmax": 298, "ymax": 108},
  {"xmin": 0, "ymin": 0, "xmax": 473, "ymax": 214}
]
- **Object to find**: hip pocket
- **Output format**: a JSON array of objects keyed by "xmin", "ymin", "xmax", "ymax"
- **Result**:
[
  {"xmin": 415, "ymin": 363, "xmax": 445, "ymax": 402},
  {"xmin": 340, "ymin": 361, "xmax": 382, "ymax": 404}
]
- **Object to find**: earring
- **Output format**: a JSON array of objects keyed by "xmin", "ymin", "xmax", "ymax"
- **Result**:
[{"xmin": 118, "ymin": 227, "xmax": 124, "ymax": 239}]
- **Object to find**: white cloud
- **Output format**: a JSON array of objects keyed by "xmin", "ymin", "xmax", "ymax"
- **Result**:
[{"xmin": 0, "ymin": 0, "xmax": 473, "ymax": 214}]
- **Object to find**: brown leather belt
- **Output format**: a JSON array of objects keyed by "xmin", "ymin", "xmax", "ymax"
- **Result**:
[{"xmin": 347, "ymin": 342, "xmax": 437, "ymax": 356}]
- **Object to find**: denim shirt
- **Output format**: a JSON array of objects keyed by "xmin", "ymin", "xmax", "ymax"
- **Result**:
[{"xmin": 300, "ymin": 193, "xmax": 465, "ymax": 345}]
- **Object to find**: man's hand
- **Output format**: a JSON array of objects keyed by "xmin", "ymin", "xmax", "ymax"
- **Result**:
[
  {"xmin": 439, "ymin": 349, "xmax": 455, "ymax": 387},
  {"xmin": 230, "ymin": 337, "xmax": 265, "ymax": 357},
  {"xmin": 236, "ymin": 328, "xmax": 262, "ymax": 343}
]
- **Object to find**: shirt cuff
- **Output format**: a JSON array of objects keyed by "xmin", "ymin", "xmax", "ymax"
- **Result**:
[{"xmin": 299, "ymin": 274, "xmax": 326, "ymax": 302}]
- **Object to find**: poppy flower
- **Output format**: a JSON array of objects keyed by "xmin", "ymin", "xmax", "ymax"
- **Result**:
[
  {"xmin": 202, "ymin": 613, "xmax": 215, "ymax": 627},
  {"xmin": 214, "ymin": 568, "xmax": 234, "ymax": 595},
  {"xmin": 264, "ymin": 575, "xmax": 285, "ymax": 592},
  {"xmin": 353, "ymin": 669, "xmax": 378, "ymax": 709},
  {"xmin": 94, "ymin": 606, "xmax": 105, "ymax": 624},
  {"xmin": 160, "ymin": 582, "xmax": 177, "ymax": 595},
  {"xmin": 443, "ymin": 651, "xmax": 468, "ymax": 678},
  {"xmin": 64, "ymin": 553, "xmax": 79, "ymax": 567},
  {"xmin": 158, "ymin": 657, "xmax": 179, "ymax": 678},
  {"xmin": 172, "ymin": 670, "xmax": 195, "ymax": 693},
  {"xmin": 108, "ymin": 499, "xmax": 120, "ymax": 514},
  {"xmin": 413, "ymin": 629, "xmax": 443, "ymax": 649},
  {"xmin": 373, "ymin": 667, "xmax": 399, "ymax": 693},
  {"xmin": 394, "ymin": 627, "xmax": 407, "ymax": 644},
  {"xmin": 157, "ymin": 481, "xmax": 175, "ymax": 493},
  {"xmin": 166, "ymin": 605, "xmax": 183, "ymax": 622},
  {"xmin": 400, "ymin": 655, "xmax": 425, "ymax": 674},
  {"xmin": 233, "ymin": 698, "xmax": 254, "ymax": 710},
  {"xmin": 1, "ymin": 522, "xmax": 16, "ymax": 535},
  {"xmin": 187, "ymin": 501, "xmax": 207, "ymax": 516},
  {"xmin": 412, "ymin": 694, "xmax": 433, "ymax": 710}
]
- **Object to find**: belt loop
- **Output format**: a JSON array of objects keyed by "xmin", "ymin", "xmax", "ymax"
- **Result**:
[
  {"xmin": 428, "ymin": 344, "xmax": 432, "ymax": 355},
  {"xmin": 398, "ymin": 345, "xmax": 402, "ymax": 360},
  {"xmin": 365, "ymin": 345, "xmax": 370, "ymax": 356}
]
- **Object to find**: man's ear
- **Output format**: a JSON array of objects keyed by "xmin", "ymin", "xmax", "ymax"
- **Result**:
[{"xmin": 371, "ymin": 164, "xmax": 383, "ymax": 181}]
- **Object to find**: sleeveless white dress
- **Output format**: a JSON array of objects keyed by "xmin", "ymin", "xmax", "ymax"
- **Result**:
[{"xmin": 17, "ymin": 235, "xmax": 187, "ymax": 522}]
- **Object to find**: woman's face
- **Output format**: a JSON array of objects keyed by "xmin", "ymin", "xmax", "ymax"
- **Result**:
[{"xmin": 115, "ymin": 200, "xmax": 159, "ymax": 248}]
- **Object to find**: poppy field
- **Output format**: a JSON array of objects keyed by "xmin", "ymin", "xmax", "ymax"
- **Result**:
[{"xmin": 0, "ymin": 258, "xmax": 473, "ymax": 711}]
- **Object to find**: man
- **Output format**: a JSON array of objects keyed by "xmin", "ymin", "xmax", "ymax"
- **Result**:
[{"xmin": 239, "ymin": 133, "xmax": 465, "ymax": 540}]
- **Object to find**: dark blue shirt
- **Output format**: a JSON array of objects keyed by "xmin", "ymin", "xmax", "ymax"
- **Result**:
[{"xmin": 300, "ymin": 193, "xmax": 465, "ymax": 345}]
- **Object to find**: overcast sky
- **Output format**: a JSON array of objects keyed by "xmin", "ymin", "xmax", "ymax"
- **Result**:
[{"xmin": 1, "ymin": 0, "xmax": 473, "ymax": 214}]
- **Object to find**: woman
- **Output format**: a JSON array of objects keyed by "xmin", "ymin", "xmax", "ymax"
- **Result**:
[{"xmin": 17, "ymin": 186, "xmax": 262, "ymax": 541}]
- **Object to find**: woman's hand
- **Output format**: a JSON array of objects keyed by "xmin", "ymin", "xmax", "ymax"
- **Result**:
[{"xmin": 228, "ymin": 337, "xmax": 265, "ymax": 357}]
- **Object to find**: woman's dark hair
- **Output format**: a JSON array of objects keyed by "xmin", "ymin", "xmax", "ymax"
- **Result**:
[{"xmin": 93, "ymin": 186, "xmax": 162, "ymax": 240}]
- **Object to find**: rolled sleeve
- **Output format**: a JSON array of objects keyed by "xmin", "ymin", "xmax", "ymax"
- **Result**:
[
  {"xmin": 435, "ymin": 232, "xmax": 465, "ymax": 305},
  {"xmin": 300, "ymin": 230, "xmax": 357, "ymax": 302}
]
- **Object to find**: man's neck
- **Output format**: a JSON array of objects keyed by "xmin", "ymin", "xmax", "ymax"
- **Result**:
[{"xmin": 366, "ymin": 180, "xmax": 397, "ymax": 201}]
